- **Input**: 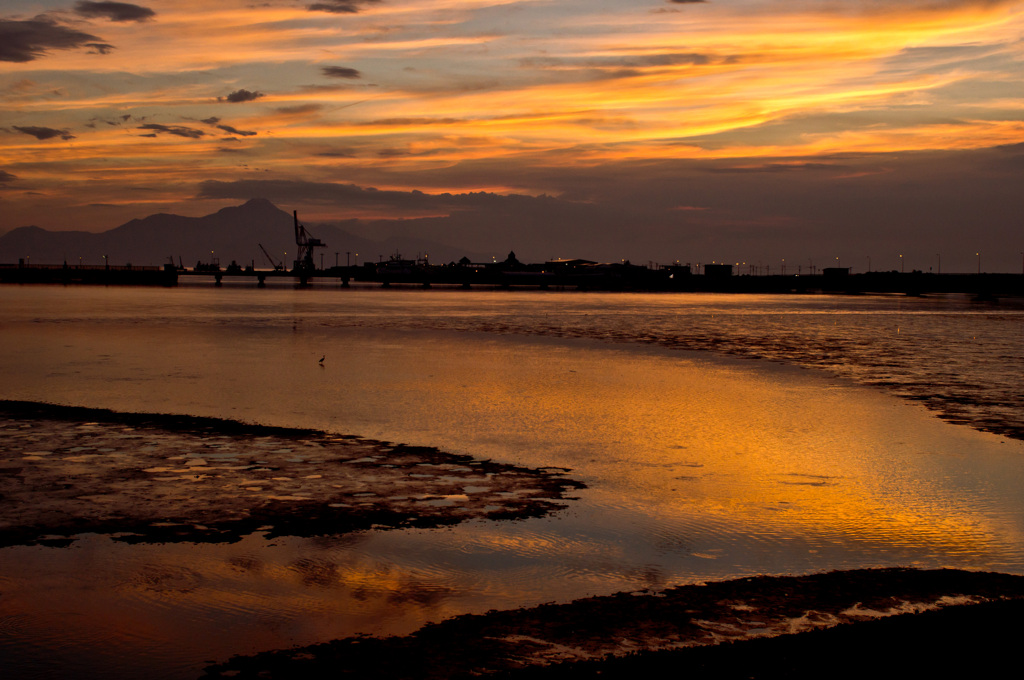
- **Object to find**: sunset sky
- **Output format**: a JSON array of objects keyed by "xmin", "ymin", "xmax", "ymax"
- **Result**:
[{"xmin": 2, "ymin": 0, "xmax": 1023, "ymax": 270}]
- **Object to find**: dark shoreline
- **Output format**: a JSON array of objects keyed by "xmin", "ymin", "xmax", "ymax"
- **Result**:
[
  {"xmin": 0, "ymin": 399, "xmax": 325, "ymax": 438},
  {"xmin": 201, "ymin": 567, "xmax": 1024, "ymax": 679},
  {"xmin": 515, "ymin": 595, "xmax": 1024, "ymax": 679}
]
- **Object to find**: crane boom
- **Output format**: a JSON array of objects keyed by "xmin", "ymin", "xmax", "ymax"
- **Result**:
[{"xmin": 257, "ymin": 243, "xmax": 283, "ymax": 271}]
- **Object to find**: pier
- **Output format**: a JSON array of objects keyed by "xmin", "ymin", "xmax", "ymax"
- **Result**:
[
  {"xmin": 180, "ymin": 262, "xmax": 1023, "ymax": 298},
  {"xmin": 4, "ymin": 260, "xmax": 1023, "ymax": 298}
]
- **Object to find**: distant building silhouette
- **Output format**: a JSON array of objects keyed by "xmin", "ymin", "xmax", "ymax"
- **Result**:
[{"xmin": 704, "ymin": 264, "xmax": 733, "ymax": 277}]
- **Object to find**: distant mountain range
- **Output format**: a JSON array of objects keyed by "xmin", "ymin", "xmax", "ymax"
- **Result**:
[{"xmin": 0, "ymin": 199, "xmax": 485, "ymax": 268}]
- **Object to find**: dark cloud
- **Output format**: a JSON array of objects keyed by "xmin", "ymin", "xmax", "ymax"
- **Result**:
[
  {"xmin": 86, "ymin": 113, "xmax": 137, "ymax": 128},
  {"xmin": 275, "ymin": 104, "xmax": 323, "ymax": 115},
  {"xmin": 0, "ymin": 170, "xmax": 17, "ymax": 184},
  {"xmin": 12, "ymin": 125, "xmax": 75, "ymax": 141},
  {"xmin": 216, "ymin": 124, "xmax": 257, "ymax": 137},
  {"xmin": 197, "ymin": 179, "xmax": 516, "ymax": 213},
  {"xmin": 137, "ymin": 123, "xmax": 205, "ymax": 139},
  {"xmin": 308, "ymin": 0, "xmax": 381, "ymax": 14},
  {"xmin": 197, "ymin": 117, "xmax": 256, "ymax": 137},
  {"xmin": 74, "ymin": 2, "xmax": 156, "ymax": 22},
  {"xmin": 220, "ymin": 89, "xmax": 264, "ymax": 103},
  {"xmin": 0, "ymin": 17, "xmax": 105, "ymax": 62},
  {"xmin": 321, "ymin": 66, "xmax": 362, "ymax": 79},
  {"xmin": 316, "ymin": 148, "xmax": 356, "ymax": 158},
  {"xmin": 669, "ymin": 0, "xmax": 707, "ymax": 3},
  {"xmin": 85, "ymin": 42, "xmax": 115, "ymax": 54}
]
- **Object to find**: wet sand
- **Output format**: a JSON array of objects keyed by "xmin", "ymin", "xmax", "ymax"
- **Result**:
[
  {"xmin": 201, "ymin": 567, "xmax": 1024, "ymax": 678},
  {"xmin": 0, "ymin": 400, "xmax": 585, "ymax": 549}
]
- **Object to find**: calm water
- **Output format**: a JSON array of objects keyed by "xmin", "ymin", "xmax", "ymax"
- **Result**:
[{"xmin": 1, "ymin": 284, "xmax": 1023, "ymax": 678}]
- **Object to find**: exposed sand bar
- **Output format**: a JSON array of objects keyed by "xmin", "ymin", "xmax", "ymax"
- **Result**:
[{"xmin": 0, "ymin": 400, "xmax": 585, "ymax": 549}]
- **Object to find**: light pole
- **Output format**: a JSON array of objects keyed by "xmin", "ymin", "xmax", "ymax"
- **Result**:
[
  {"xmin": 899, "ymin": 254, "xmax": 904, "ymax": 273},
  {"xmin": 936, "ymin": 253, "xmax": 941, "ymax": 275},
  {"xmin": 977, "ymin": 252, "xmax": 981, "ymax": 274}
]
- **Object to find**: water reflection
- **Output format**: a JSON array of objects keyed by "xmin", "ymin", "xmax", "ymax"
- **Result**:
[{"xmin": 0, "ymin": 532, "xmax": 471, "ymax": 679}]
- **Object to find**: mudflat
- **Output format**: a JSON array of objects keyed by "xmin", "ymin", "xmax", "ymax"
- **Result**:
[{"xmin": 0, "ymin": 400, "xmax": 585, "ymax": 549}]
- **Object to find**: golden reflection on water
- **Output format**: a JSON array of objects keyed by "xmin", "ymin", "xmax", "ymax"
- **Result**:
[{"xmin": 358, "ymin": 333, "xmax": 1021, "ymax": 562}]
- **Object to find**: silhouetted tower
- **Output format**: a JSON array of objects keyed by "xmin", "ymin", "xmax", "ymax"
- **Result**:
[{"xmin": 293, "ymin": 210, "xmax": 326, "ymax": 272}]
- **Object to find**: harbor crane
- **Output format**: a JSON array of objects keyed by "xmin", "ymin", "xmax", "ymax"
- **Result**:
[
  {"xmin": 257, "ymin": 243, "xmax": 284, "ymax": 271},
  {"xmin": 293, "ymin": 210, "xmax": 326, "ymax": 273}
]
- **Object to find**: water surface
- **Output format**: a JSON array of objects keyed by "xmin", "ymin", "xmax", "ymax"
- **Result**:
[{"xmin": 1, "ymin": 285, "xmax": 1023, "ymax": 678}]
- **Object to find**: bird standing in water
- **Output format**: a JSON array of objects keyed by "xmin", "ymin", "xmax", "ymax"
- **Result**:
[{"xmin": 319, "ymin": 355, "xmax": 325, "ymax": 366}]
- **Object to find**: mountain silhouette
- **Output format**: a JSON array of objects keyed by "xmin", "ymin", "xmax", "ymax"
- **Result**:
[{"xmin": 0, "ymin": 199, "xmax": 481, "ymax": 267}]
